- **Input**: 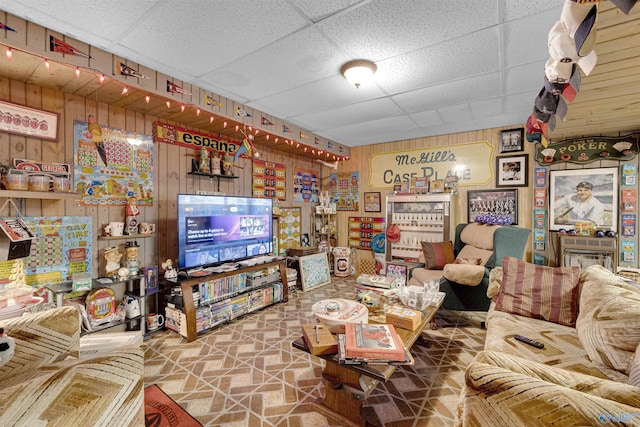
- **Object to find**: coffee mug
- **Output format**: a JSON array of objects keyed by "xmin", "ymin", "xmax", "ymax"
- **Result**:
[
  {"xmin": 147, "ymin": 313, "xmax": 164, "ymax": 330},
  {"xmin": 139, "ymin": 222, "xmax": 156, "ymax": 234},
  {"xmin": 104, "ymin": 222, "xmax": 125, "ymax": 236}
]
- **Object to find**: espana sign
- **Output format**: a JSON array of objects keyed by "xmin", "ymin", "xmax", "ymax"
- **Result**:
[{"xmin": 368, "ymin": 141, "xmax": 495, "ymax": 189}]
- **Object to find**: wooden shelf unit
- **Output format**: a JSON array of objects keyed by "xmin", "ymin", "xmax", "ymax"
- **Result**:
[
  {"xmin": 166, "ymin": 259, "xmax": 288, "ymax": 342},
  {"xmin": 0, "ymin": 189, "xmax": 80, "ymax": 200}
]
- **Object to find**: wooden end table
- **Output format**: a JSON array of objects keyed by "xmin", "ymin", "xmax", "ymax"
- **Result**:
[{"xmin": 292, "ymin": 298, "xmax": 443, "ymax": 426}]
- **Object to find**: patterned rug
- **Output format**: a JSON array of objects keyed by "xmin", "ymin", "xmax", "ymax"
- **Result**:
[{"xmin": 145, "ymin": 384, "xmax": 203, "ymax": 427}]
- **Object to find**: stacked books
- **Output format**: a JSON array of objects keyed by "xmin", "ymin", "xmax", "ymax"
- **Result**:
[
  {"xmin": 355, "ymin": 274, "xmax": 400, "ymax": 297},
  {"xmin": 336, "ymin": 323, "xmax": 413, "ymax": 365}
]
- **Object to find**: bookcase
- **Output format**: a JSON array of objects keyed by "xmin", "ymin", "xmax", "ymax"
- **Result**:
[{"xmin": 164, "ymin": 259, "xmax": 288, "ymax": 342}]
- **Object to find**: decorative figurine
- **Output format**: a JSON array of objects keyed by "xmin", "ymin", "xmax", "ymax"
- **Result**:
[
  {"xmin": 104, "ymin": 246, "xmax": 123, "ymax": 278},
  {"xmin": 199, "ymin": 147, "xmax": 210, "ymax": 173},
  {"xmin": 223, "ymin": 153, "xmax": 234, "ymax": 176},
  {"xmin": 162, "ymin": 259, "xmax": 178, "ymax": 280},
  {"xmin": 125, "ymin": 195, "xmax": 140, "ymax": 235},
  {"xmin": 211, "ymin": 151, "xmax": 221, "ymax": 175},
  {"xmin": 124, "ymin": 241, "xmax": 140, "ymax": 276}
]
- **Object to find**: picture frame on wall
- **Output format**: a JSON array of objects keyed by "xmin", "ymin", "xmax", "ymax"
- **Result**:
[
  {"xmin": 467, "ymin": 189, "xmax": 518, "ymax": 225},
  {"xmin": 499, "ymin": 128, "xmax": 524, "ymax": 153},
  {"xmin": 299, "ymin": 252, "xmax": 331, "ymax": 291},
  {"xmin": 549, "ymin": 167, "xmax": 618, "ymax": 231},
  {"xmin": 364, "ymin": 192, "xmax": 381, "ymax": 212},
  {"xmin": 0, "ymin": 100, "xmax": 59, "ymax": 141},
  {"xmin": 496, "ymin": 154, "xmax": 529, "ymax": 188}
]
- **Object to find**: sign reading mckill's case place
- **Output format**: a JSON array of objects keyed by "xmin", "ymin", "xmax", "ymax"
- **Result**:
[{"xmin": 368, "ymin": 141, "xmax": 495, "ymax": 190}]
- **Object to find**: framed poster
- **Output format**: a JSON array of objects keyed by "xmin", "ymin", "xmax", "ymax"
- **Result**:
[
  {"xmin": 499, "ymin": 128, "xmax": 524, "ymax": 153},
  {"xmin": 496, "ymin": 154, "xmax": 528, "ymax": 188},
  {"xmin": 0, "ymin": 100, "xmax": 59, "ymax": 141},
  {"xmin": 299, "ymin": 252, "xmax": 331, "ymax": 291},
  {"xmin": 549, "ymin": 167, "xmax": 618, "ymax": 231},
  {"xmin": 467, "ymin": 189, "xmax": 518, "ymax": 225},
  {"xmin": 278, "ymin": 207, "xmax": 301, "ymax": 255},
  {"xmin": 348, "ymin": 216, "xmax": 385, "ymax": 251},
  {"xmin": 364, "ymin": 192, "xmax": 381, "ymax": 212}
]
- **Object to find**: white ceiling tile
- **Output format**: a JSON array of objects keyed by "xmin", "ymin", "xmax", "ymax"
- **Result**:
[
  {"xmin": 470, "ymin": 98, "xmax": 503, "ymax": 119},
  {"xmin": 324, "ymin": 115, "xmax": 419, "ymax": 145},
  {"xmin": 438, "ymin": 104, "xmax": 474, "ymax": 124},
  {"xmin": 502, "ymin": 7, "xmax": 561, "ymax": 68},
  {"xmin": 392, "ymin": 73, "xmax": 502, "ymax": 113},
  {"xmin": 291, "ymin": 98, "xmax": 404, "ymax": 131},
  {"xmin": 409, "ymin": 110, "xmax": 443, "ymax": 128},
  {"xmin": 290, "ymin": 0, "xmax": 363, "ymax": 22},
  {"xmin": 375, "ymin": 28, "xmax": 501, "ymax": 95},
  {"xmin": 502, "ymin": 0, "xmax": 562, "ymax": 21},
  {"xmin": 504, "ymin": 62, "xmax": 546, "ymax": 95}
]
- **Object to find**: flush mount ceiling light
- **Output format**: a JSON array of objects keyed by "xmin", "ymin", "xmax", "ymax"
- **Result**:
[{"xmin": 341, "ymin": 59, "xmax": 377, "ymax": 88}]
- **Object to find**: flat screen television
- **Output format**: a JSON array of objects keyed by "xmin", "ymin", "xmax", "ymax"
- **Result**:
[{"xmin": 177, "ymin": 194, "xmax": 273, "ymax": 271}]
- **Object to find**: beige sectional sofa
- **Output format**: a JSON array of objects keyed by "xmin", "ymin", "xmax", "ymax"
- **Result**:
[
  {"xmin": 0, "ymin": 306, "xmax": 144, "ymax": 426},
  {"xmin": 456, "ymin": 260, "xmax": 640, "ymax": 426}
]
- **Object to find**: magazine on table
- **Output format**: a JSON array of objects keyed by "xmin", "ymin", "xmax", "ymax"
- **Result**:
[{"xmin": 337, "ymin": 334, "xmax": 414, "ymax": 366}]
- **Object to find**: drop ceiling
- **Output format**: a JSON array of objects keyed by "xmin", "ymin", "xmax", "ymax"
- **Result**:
[{"xmin": 0, "ymin": 0, "xmax": 638, "ymax": 147}]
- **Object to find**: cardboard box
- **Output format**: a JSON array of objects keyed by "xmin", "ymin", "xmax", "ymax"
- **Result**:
[
  {"xmin": 301, "ymin": 323, "xmax": 338, "ymax": 355},
  {"xmin": 385, "ymin": 305, "xmax": 422, "ymax": 331}
]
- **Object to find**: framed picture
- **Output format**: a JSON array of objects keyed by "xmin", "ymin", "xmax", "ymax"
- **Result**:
[
  {"xmin": 468, "ymin": 189, "xmax": 519, "ymax": 225},
  {"xmin": 549, "ymin": 167, "xmax": 618, "ymax": 231},
  {"xmin": 278, "ymin": 207, "xmax": 302, "ymax": 256},
  {"xmin": 299, "ymin": 252, "xmax": 331, "ymax": 291},
  {"xmin": 364, "ymin": 192, "xmax": 381, "ymax": 212},
  {"xmin": 0, "ymin": 100, "xmax": 59, "ymax": 141},
  {"xmin": 499, "ymin": 128, "xmax": 524, "ymax": 153},
  {"xmin": 496, "ymin": 154, "xmax": 528, "ymax": 187}
]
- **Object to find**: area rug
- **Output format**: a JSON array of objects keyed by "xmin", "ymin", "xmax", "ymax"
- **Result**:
[{"xmin": 144, "ymin": 384, "xmax": 203, "ymax": 427}]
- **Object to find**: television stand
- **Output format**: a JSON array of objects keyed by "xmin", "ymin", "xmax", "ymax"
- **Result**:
[{"xmin": 164, "ymin": 258, "xmax": 288, "ymax": 342}]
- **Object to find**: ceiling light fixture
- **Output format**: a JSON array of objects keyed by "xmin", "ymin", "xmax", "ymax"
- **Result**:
[{"xmin": 341, "ymin": 59, "xmax": 377, "ymax": 88}]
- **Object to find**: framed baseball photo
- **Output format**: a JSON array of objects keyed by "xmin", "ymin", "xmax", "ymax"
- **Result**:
[
  {"xmin": 499, "ymin": 128, "xmax": 524, "ymax": 153},
  {"xmin": 496, "ymin": 154, "xmax": 528, "ymax": 188},
  {"xmin": 468, "ymin": 189, "xmax": 518, "ymax": 225},
  {"xmin": 549, "ymin": 168, "xmax": 618, "ymax": 231}
]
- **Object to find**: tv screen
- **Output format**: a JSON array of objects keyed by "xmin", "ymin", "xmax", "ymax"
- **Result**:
[{"xmin": 177, "ymin": 194, "xmax": 273, "ymax": 271}]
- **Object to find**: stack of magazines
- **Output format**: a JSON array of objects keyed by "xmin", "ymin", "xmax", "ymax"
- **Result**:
[{"xmin": 336, "ymin": 323, "xmax": 414, "ymax": 365}]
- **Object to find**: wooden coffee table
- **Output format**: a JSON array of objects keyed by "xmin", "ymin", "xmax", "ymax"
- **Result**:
[{"xmin": 292, "ymin": 298, "xmax": 443, "ymax": 426}]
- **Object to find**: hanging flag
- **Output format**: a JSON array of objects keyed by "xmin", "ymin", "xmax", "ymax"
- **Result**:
[
  {"xmin": 283, "ymin": 124, "xmax": 290, "ymax": 133},
  {"xmin": 167, "ymin": 80, "xmax": 192, "ymax": 96},
  {"xmin": 50, "ymin": 35, "xmax": 91, "ymax": 59},
  {"xmin": 262, "ymin": 116, "xmax": 274, "ymax": 126},
  {"xmin": 119, "ymin": 62, "xmax": 149, "ymax": 79},
  {"xmin": 204, "ymin": 94, "xmax": 223, "ymax": 108},
  {"xmin": 300, "ymin": 131, "xmax": 308, "ymax": 139},
  {"xmin": 314, "ymin": 137, "xmax": 320, "ymax": 145},
  {"xmin": 327, "ymin": 141, "xmax": 333, "ymax": 148},
  {"xmin": 0, "ymin": 22, "xmax": 16, "ymax": 32},
  {"xmin": 236, "ymin": 107, "xmax": 251, "ymax": 117}
]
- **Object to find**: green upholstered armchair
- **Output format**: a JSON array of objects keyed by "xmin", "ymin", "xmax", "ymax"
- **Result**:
[{"xmin": 409, "ymin": 223, "xmax": 530, "ymax": 311}]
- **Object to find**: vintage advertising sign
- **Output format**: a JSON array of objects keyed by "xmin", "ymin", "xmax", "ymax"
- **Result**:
[
  {"xmin": 252, "ymin": 160, "xmax": 286, "ymax": 200},
  {"xmin": 536, "ymin": 135, "xmax": 639, "ymax": 165},
  {"xmin": 0, "ymin": 216, "xmax": 93, "ymax": 287},
  {"xmin": 153, "ymin": 121, "xmax": 240, "ymax": 154},
  {"xmin": 74, "ymin": 120, "xmax": 154, "ymax": 206},
  {"xmin": 293, "ymin": 167, "xmax": 319, "ymax": 203},
  {"xmin": 367, "ymin": 141, "xmax": 494, "ymax": 190}
]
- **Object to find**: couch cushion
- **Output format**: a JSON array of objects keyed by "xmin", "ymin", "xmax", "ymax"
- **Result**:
[
  {"xmin": 495, "ymin": 257, "xmax": 580, "ymax": 327},
  {"xmin": 459, "ymin": 223, "xmax": 499, "ymax": 250},
  {"xmin": 456, "ymin": 245, "xmax": 493, "ymax": 266},
  {"xmin": 576, "ymin": 265, "xmax": 640, "ymax": 375},
  {"xmin": 421, "ymin": 241, "xmax": 455, "ymax": 270},
  {"xmin": 443, "ymin": 264, "xmax": 485, "ymax": 286},
  {"xmin": 487, "ymin": 267, "xmax": 503, "ymax": 299},
  {"xmin": 485, "ymin": 307, "xmax": 627, "ymax": 382},
  {"xmin": 409, "ymin": 268, "xmax": 444, "ymax": 286}
]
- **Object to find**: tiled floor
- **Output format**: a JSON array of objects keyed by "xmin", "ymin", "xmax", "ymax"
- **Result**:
[{"xmin": 143, "ymin": 276, "xmax": 487, "ymax": 426}]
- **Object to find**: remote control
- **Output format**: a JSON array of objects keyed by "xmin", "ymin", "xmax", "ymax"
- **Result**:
[{"xmin": 514, "ymin": 335, "xmax": 544, "ymax": 349}]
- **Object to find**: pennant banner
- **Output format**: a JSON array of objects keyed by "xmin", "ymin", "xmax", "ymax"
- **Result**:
[
  {"xmin": 167, "ymin": 81, "xmax": 191, "ymax": 96},
  {"xmin": 262, "ymin": 117, "xmax": 274, "ymax": 126},
  {"xmin": 49, "ymin": 35, "xmax": 91, "ymax": 59},
  {"xmin": 119, "ymin": 62, "xmax": 149, "ymax": 79},
  {"xmin": 236, "ymin": 107, "xmax": 251, "ymax": 117},
  {"xmin": 204, "ymin": 94, "xmax": 223, "ymax": 108},
  {"xmin": 0, "ymin": 22, "xmax": 16, "ymax": 32}
]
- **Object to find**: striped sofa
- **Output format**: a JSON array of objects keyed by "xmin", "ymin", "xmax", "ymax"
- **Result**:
[
  {"xmin": 0, "ymin": 306, "xmax": 144, "ymax": 427},
  {"xmin": 456, "ymin": 262, "xmax": 640, "ymax": 426}
]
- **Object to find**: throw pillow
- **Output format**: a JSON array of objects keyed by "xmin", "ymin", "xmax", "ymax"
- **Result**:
[
  {"xmin": 576, "ymin": 265, "xmax": 640, "ymax": 375},
  {"xmin": 495, "ymin": 256, "xmax": 580, "ymax": 327},
  {"xmin": 443, "ymin": 264, "xmax": 485, "ymax": 286},
  {"xmin": 456, "ymin": 245, "xmax": 493, "ymax": 266},
  {"xmin": 420, "ymin": 241, "xmax": 455, "ymax": 270},
  {"xmin": 453, "ymin": 257, "xmax": 482, "ymax": 265}
]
